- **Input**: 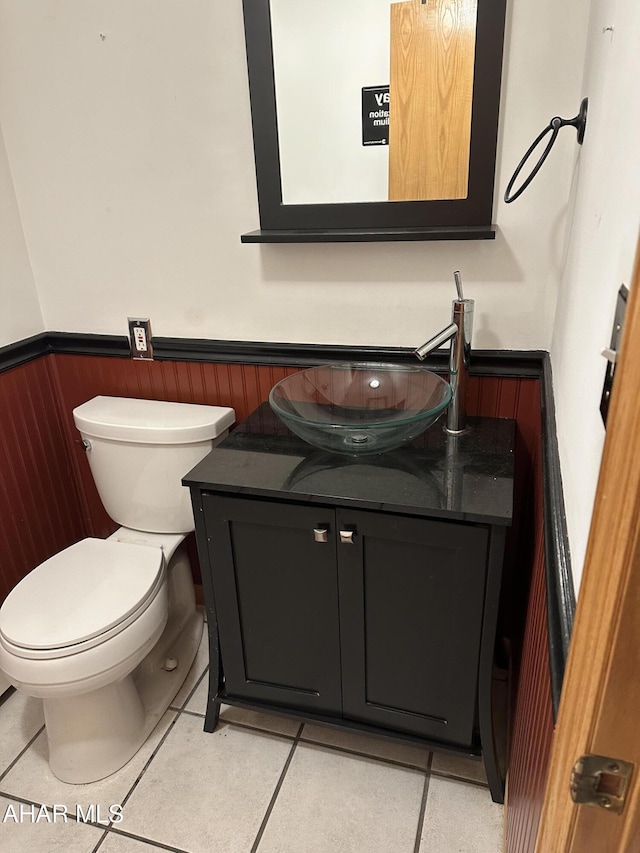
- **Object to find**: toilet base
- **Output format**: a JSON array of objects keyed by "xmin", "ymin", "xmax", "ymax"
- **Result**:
[{"xmin": 44, "ymin": 609, "xmax": 203, "ymax": 784}]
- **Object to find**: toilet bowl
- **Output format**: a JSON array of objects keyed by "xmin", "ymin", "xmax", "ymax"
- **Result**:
[
  {"xmin": 0, "ymin": 532, "xmax": 201, "ymax": 784},
  {"xmin": 0, "ymin": 396, "xmax": 235, "ymax": 783},
  {"xmin": 0, "ymin": 537, "xmax": 170, "ymax": 697}
]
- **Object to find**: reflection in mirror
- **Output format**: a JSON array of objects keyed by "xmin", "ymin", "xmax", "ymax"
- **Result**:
[
  {"xmin": 389, "ymin": 0, "xmax": 477, "ymax": 201},
  {"xmin": 271, "ymin": 0, "xmax": 479, "ymax": 206},
  {"xmin": 271, "ymin": 0, "xmax": 391, "ymax": 205}
]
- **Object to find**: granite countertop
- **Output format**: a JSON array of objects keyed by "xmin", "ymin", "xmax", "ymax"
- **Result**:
[{"xmin": 184, "ymin": 403, "xmax": 515, "ymax": 526}]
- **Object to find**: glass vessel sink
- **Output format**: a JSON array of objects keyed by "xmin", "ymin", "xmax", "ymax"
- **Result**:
[{"xmin": 268, "ymin": 363, "xmax": 452, "ymax": 455}]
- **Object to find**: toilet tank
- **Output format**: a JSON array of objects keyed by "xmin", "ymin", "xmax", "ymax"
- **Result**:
[{"xmin": 73, "ymin": 396, "xmax": 235, "ymax": 534}]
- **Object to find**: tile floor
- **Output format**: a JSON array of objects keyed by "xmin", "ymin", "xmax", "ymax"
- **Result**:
[{"xmin": 0, "ymin": 629, "xmax": 503, "ymax": 853}]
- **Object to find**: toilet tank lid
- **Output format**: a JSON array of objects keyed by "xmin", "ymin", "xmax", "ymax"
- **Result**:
[{"xmin": 73, "ymin": 396, "xmax": 235, "ymax": 444}]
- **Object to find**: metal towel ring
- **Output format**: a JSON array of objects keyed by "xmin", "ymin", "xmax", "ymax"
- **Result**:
[{"xmin": 504, "ymin": 98, "xmax": 588, "ymax": 203}]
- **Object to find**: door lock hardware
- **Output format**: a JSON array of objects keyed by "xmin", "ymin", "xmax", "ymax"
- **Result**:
[
  {"xmin": 570, "ymin": 754, "xmax": 634, "ymax": 814},
  {"xmin": 313, "ymin": 528, "xmax": 329, "ymax": 543},
  {"xmin": 339, "ymin": 530, "xmax": 355, "ymax": 544},
  {"xmin": 600, "ymin": 284, "xmax": 628, "ymax": 426}
]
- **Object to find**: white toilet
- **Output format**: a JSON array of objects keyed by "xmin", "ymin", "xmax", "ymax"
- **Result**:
[{"xmin": 0, "ymin": 396, "xmax": 234, "ymax": 784}]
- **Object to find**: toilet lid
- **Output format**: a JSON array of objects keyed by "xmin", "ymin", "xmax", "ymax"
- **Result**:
[{"xmin": 0, "ymin": 538, "xmax": 164, "ymax": 651}]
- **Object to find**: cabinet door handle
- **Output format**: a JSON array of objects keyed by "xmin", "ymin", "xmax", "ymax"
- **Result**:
[
  {"xmin": 313, "ymin": 528, "xmax": 329, "ymax": 543},
  {"xmin": 339, "ymin": 530, "xmax": 355, "ymax": 544}
]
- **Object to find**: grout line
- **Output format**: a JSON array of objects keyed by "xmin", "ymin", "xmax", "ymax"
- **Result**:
[
  {"xmin": 211, "ymin": 718, "xmax": 298, "ymax": 741},
  {"xmin": 413, "ymin": 753, "xmax": 433, "ymax": 853},
  {"xmin": 175, "ymin": 706, "xmax": 298, "ymax": 743},
  {"xmin": 429, "ymin": 769, "xmax": 490, "ymax": 790},
  {"xmin": 250, "ymin": 723, "xmax": 304, "ymax": 853},
  {"xmin": 0, "ymin": 685, "xmax": 16, "ymax": 707},
  {"xmin": 173, "ymin": 663, "xmax": 210, "ymax": 713},
  {"xmin": 172, "ymin": 706, "xmax": 207, "ymax": 720},
  {"xmin": 95, "ymin": 823, "xmax": 193, "ymax": 853},
  {"xmin": 89, "ymin": 829, "xmax": 111, "ymax": 853},
  {"xmin": 0, "ymin": 725, "xmax": 44, "ymax": 784},
  {"xmin": 297, "ymin": 736, "xmax": 429, "ymax": 772}
]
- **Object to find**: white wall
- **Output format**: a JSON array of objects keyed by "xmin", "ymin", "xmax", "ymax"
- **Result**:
[
  {"xmin": 0, "ymin": 0, "xmax": 587, "ymax": 353},
  {"xmin": 0, "ymin": 122, "xmax": 43, "ymax": 346},
  {"xmin": 550, "ymin": 0, "xmax": 640, "ymax": 592},
  {"xmin": 272, "ymin": 0, "xmax": 391, "ymax": 204}
]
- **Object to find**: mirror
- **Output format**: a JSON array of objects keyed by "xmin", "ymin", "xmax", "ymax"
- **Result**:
[{"xmin": 241, "ymin": 0, "xmax": 506, "ymax": 242}]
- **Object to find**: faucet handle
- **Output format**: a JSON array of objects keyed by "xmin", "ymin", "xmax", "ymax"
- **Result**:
[{"xmin": 453, "ymin": 270, "xmax": 464, "ymax": 301}]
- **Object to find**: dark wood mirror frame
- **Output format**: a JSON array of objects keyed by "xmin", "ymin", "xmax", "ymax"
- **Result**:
[{"xmin": 240, "ymin": 0, "xmax": 507, "ymax": 244}]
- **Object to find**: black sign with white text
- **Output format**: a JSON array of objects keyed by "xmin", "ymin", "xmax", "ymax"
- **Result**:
[{"xmin": 362, "ymin": 85, "xmax": 389, "ymax": 146}]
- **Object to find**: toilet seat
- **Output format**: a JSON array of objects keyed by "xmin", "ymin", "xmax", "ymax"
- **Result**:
[{"xmin": 0, "ymin": 538, "xmax": 165, "ymax": 660}]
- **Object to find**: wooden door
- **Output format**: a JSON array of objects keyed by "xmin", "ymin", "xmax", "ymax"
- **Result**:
[
  {"xmin": 537, "ymin": 238, "xmax": 640, "ymax": 851},
  {"xmin": 389, "ymin": 0, "xmax": 478, "ymax": 201},
  {"xmin": 336, "ymin": 507, "xmax": 489, "ymax": 746},
  {"xmin": 202, "ymin": 495, "xmax": 343, "ymax": 715}
]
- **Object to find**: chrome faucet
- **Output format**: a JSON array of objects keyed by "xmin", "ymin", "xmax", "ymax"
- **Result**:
[{"xmin": 414, "ymin": 271, "xmax": 474, "ymax": 434}]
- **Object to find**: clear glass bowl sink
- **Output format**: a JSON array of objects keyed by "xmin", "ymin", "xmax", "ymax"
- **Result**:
[{"xmin": 268, "ymin": 363, "xmax": 452, "ymax": 455}]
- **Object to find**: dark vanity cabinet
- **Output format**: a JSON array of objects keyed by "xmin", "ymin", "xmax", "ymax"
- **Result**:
[
  {"xmin": 203, "ymin": 496, "xmax": 343, "ymax": 716},
  {"xmin": 184, "ymin": 405, "xmax": 515, "ymax": 802},
  {"xmin": 203, "ymin": 496, "xmax": 490, "ymax": 745}
]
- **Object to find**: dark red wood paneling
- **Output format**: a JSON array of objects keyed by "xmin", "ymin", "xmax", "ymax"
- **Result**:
[
  {"xmin": 506, "ymin": 430, "xmax": 554, "ymax": 853},
  {"xmin": 0, "ymin": 358, "xmax": 85, "ymax": 603}
]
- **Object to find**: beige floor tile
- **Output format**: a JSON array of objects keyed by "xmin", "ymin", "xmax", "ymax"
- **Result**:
[
  {"xmin": 258, "ymin": 742, "xmax": 425, "ymax": 853},
  {"xmin": 431, "ymin": 751, "xmax": 488, "ymax": 784},
  {"xmin": 170, "ymin": 621, "xmax": 209, "ymax": 709},
  {"xmin": 119, "ymin": 712, "xmax": 293, "ymax": 852},
  {"xmin": 300, "ymin": 723, "xmax": 430, "ymax": 769},
  {"xmin": 0, "ymin": 691, "xmax": 44, "ymax": 776},
  {"xmin": 99, "ymin": 830, "xmax": 176, "ymax": 853},
  {"xmin": 419, "ymin": 776, "xmax": 504, "ymax": 853},
  {"xmin": 0, "ymin": 710, "xmax": 176, "ymax": 814},
  {"xmin": 0, "ymin": 796, "xmax": 104, "ymax": 853}
]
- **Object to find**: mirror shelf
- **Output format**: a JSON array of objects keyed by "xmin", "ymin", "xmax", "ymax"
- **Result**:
[{"xmin": 241, "ymin": 225, "xmax": 496, "ymax": 244}]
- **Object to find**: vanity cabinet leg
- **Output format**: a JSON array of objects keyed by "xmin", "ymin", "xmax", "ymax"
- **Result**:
[
  {"xmin": 204, "ymin": 626, "xmax": 223, "ymax": 733},
  {"xmin": 479, "ymin": 527, "xmax": 507, "ymax": 804},
  {"xmin": 204, "ymin": 696, "xmax": 221, "ymax": 732}
]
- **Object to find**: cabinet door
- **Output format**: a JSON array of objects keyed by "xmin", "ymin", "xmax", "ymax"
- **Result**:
[
  {"xmin": 337, "ymin": 509, "xmax": 489, "ymax": 746},
  {"xmin": 203, "ymin": 495, "xmax": 342, "ymax": 714}
]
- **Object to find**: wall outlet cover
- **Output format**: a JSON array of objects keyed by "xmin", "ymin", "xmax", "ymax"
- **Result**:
[{"xmin": 127, "ymin": 318, "xmax": 153, "ymax": 360}]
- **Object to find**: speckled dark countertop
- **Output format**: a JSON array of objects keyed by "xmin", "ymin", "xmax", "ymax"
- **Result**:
[{"xmin": 184, "ymin": 403, "xmax": 515, "ymax": 526}]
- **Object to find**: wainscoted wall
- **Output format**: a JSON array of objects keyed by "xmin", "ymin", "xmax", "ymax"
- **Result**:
[
  {"xmin": 0, "ymin": 357, "xmax": 84, "ymax": 602},
  {"xmin": 505, "ymin": 428, "xmax": 553, "ymax": 853},
  {"xmin": 48, "ymin": 354, "xmax": 543, "ymax": 551},
  {"xmin": 0, "ymin": 349, "xmax": 553, "ymax": 847}
]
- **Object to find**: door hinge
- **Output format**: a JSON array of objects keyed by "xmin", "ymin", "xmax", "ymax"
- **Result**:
[{"xmin": 570, "ymin": 754, "xmax": 634, "ymax": 814}]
